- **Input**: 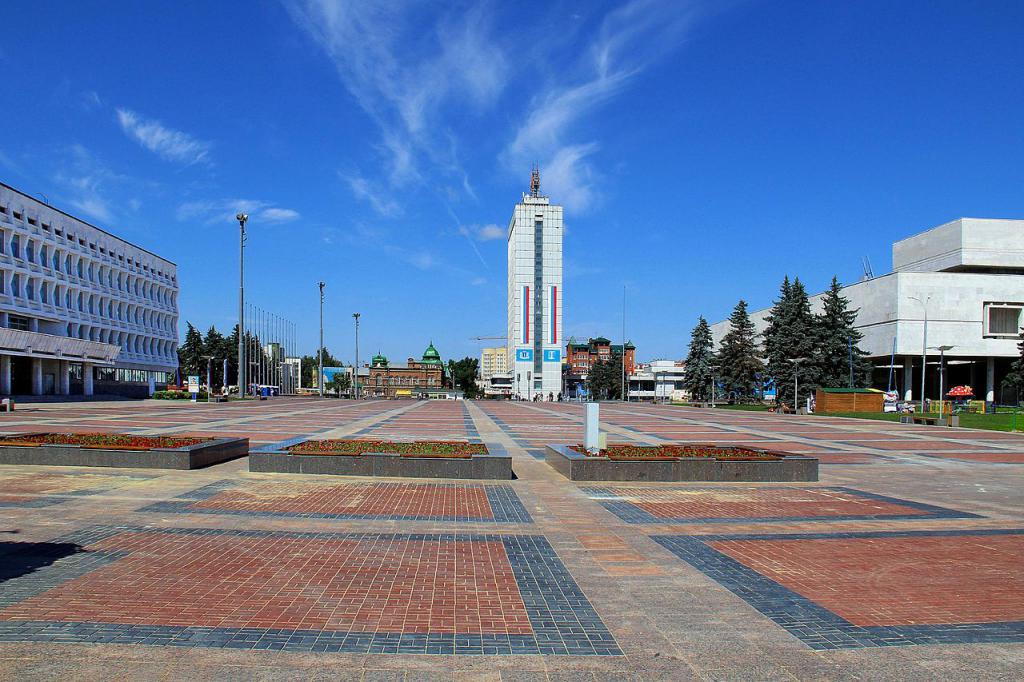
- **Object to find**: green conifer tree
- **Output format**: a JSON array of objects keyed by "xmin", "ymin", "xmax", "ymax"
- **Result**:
[
  {"xmin": 762, "ymin": 277, "xmax": 818, "ymax": 405},
  {"xmin": 717, "ymin": 300, "xmax": 763, "ymax": 402},
  {"xmin": 177, "ymin": 323, "xmax": 205, "ymax": 379},
  {"xmin": 682, "ymin": 317, "xmax": 716, "ymax": 402},
  {"xmin": 814, "ymin": 277, "xmax": 872, "ymax": 388},
  {"xmin": 202, "ymin": 326, "xmax": 226, "ymax": 387},
  {"xmin": 1001, "ymin": 324, "xmax": 1024, "ymax": 403}
]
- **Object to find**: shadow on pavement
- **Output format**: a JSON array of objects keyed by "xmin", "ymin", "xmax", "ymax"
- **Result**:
[{"xmin": 0, "ymin": 540, "xmax": 85, "ymax": 584}]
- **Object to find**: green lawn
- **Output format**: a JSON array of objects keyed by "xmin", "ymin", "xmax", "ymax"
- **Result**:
[
  {"xmin": 820, "ymin": 410, "xmax": 1023, "ymax": 432},
  {"xmin": 670, "ymin": 402, "xmax": 770, "ymax": 411}
]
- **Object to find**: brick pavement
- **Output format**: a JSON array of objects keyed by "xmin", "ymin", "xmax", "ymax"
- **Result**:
[{"xmin": 0, "ymin": 397, "xmax": 1021, "ymax": 680}]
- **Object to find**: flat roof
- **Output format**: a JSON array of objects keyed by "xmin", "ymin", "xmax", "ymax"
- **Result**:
[{"xmin": 0, "ymin": 181, "xmax": 176, "ymax": 266}]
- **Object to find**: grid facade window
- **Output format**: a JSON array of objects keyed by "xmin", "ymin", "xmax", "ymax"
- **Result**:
[{"xmin": 0, "ymin": 184, "xmax": 180, "ymax": 373}]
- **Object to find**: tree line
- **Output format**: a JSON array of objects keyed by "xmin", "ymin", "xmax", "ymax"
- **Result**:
[
  {"xmin": 177, "ymin": 321, "xmax": 343, "ymax": 391},
  {"xmin": 682, "ymin": 276, "xmax": 872, "ymax": 404}
]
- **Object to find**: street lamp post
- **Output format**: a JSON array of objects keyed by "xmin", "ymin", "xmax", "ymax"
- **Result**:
[
  {"xmin": 709, "ymin": 365, "xmax": 719, "ymax": 408},
  {"xmin": 203, "ymin": 355, "xmax": 214, "ymax": 404},
  {"xmin": 909, "ymin": 295, "xmax": 932, "ymax": 411},
  {"xmin": 930, "ymin": 345, "xmax": 955, "ymax": 419},
  {"xmin": 790, "ymin": 357, "xmax": 809, "ymax": 414},
  {"xmin": 621, "ymin": 285, "xmax": 627, "ymax": 402},
  {"xmin": 352, "ymin": 312, "xmax": 361, "ymax": 400},
  {"xmin": 318, "ymin": 282, "xmax": 325, "ymax": 398},
  {"xmin": 235, "ymin": 213, "xmax": 247, "ymax": 397}
]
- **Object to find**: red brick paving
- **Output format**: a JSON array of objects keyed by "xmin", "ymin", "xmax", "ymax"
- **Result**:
[
  {"xmin": 609, "ymin": 487, "xmax": 933, "ymax": 520},
  {"xmin": 0, "ymin": 531, "xmax": 532, "ymax": 635},
  {"xmin": 710, "ymin": 533, "xmax": 1024, "ymax": 626},
  {"xmin": 192, "ymin": 481, "xmax": 494, "ymax": 519}
]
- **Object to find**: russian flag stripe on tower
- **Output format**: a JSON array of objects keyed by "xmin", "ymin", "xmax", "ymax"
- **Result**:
[
  {"xmin": 550, "ymin": 286, "xmax": 557, "ymax": 344},
  {"xmin": 522, "ymin": 286, "xmax": 530, "ymax": 344}
]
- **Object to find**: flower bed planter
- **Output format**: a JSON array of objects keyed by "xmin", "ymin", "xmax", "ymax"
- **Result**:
[
  {"xmin": 250, "ymin": 439, "xmax": 511, "ymax": 479},
  {"xmin": 546, "ymin": 443, "xmax": 817, "ymax": 482},
  {"xmin": 0, "ymin": 432, "xmax": 249, "ymax": 470}
]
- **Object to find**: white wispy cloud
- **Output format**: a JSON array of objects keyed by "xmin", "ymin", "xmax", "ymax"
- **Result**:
[
  {"xmin": 503, "ymin": 0, "xmax": 702, "ymax": 212},
  {"xmin": 344, "ymin": 174, "xmax": 401, "ymax": 217},
  {"xmin": 458, "ymin": 223, "xmax": 504, "ymax": 242},
  {"xmin": 286, "ymin": 0, "xmax": 507, "ymax": 191},
  {"xmin": 116, "ymin": 108, "xmax": 211, "ymax": 165},
  {"xmin": 53, "ymin": 144, "xmax": 133, "ymax": 225},
  {"xmin": 261, "ymin": 207, "xmax": 301, "ymax": 223},
  {"xmin": 176, "ymin": 199, "xmax": 301, "ymax": 225},
  {"xmin": 69, "ymin": 195, "xmax": 113, "ymax": 224}
]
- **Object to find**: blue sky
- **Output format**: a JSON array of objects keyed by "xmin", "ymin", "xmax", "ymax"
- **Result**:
[{"xmin": 1, "ymin": 1, "xmax": 1022, "ymax": 363}]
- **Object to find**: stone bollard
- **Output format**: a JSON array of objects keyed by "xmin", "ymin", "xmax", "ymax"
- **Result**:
[{"xmin": 585, "ymin": 402, "xmax": 600, "ymax": 454}]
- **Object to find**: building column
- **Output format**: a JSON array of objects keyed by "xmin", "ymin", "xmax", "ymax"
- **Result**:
[
  {"xmin": 0, "ymin": 355, "xmax": 10, "ymax": 395},
  {"xmin": 31, "ymin": 358, "xmax": 43, "ymax": 396},
  {"xmin": 0, "ymin": 312, "xmax": 8, "ymax": 328},
  {"xmin": 903, "ymin": 357, "xmax": 914, "ymax": 402},
  {"xmin": 83, "ymin": 362, "xmax": 94, "ymax": 396},
  {"xmin": 28, "ymin": 318, "xmax": 39, "ymax": 332},
  {"xmin": 58, "ymin": 360, "xmax": 70, "ymax": 396},
  {"xmin": 985, "ymin": 357, "xmax": 995, "ymax": 404}
]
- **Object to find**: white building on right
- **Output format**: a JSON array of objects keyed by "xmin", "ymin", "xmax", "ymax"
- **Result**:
[{"xmin": 709, "ymin": 218, "xmax": 1024, "ymax": 404}]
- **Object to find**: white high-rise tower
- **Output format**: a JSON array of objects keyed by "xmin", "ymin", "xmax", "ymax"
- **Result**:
[{"xmin": 507, "ymin": 168, "xmax": 563, "ymax": 399}]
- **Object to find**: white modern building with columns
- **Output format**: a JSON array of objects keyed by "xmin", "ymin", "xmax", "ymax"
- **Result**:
[
  {"xmin": 0, "ymin": 182, "xmax": 178, "ymax": 397},
  {"xmin": 710, "ymin": 218, "xmax": 1024, "ymax": 404}
]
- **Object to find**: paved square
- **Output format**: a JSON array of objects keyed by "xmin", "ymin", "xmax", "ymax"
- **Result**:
[
  {"xmin": 584, "ymin": 485, "xmax": 980, "ymax": 524},
  {"xmin": 654, "ymin": 529, "xmax": 1024, "ymax": 648},
  {"xmin": 0, "ymin": 527, "xmax": 618, "ymax": 655},
  {"xmin": 1, "ymin": 398, "xmax": 1022, "ymax": 679},
  {"xmin": 0, "ymin": 470, "xmax": 154, "ymax": 508},
  {"xmin": 142, "ymin": 479, "xmax": 532, "ymax": 523}
]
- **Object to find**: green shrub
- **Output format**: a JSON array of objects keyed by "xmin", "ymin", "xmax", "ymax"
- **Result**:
[{"xmin": 154, "ymin": 390, "xmax": 208, "ymax": 400}]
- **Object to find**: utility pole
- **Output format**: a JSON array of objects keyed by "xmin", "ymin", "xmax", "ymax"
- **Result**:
[
  {"xmin": 318, "ymin": 282, "xmax": 325, "ymax": 398},
  {"xmin": 203, "ymin": 355, "xmax": 213, "ymax": 403},
  {"xmin": 931, "ymin": 345, "xmax": 955, "ymax": 419},
  {"xmin": 621, "ymin": 285, "xmax": 626, "ymax": 402},
  {"xmin": 848, "ymin": 335, "xmax": 854, "ymax": 388},
  {"xmin": 352, "ymin": 312, "xmax": 361, "ymax": 399},
  {"xmin": 235, "ymin": 213, "xmax": 247, "ymax": 397},
  {"xmin": 910, "ymin": 295, "xmax": 931, "ymax": 410},
  {"xmin": 790, "ymin": 357, "xmax": 808, "ymax": 413}
]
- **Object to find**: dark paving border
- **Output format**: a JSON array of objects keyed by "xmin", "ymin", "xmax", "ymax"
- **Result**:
[
  {"xmin": 653, "ymin": 529, "xmax": 1024, "ymax": 649},
  {"xmin": 584, "ymin": 485, "xmax": 983, "ymax": 524},
  {"xmin": 138, "ymin": 479, "xmax": 533, "ymax": 523},
  {"xmin": 0, "ymin": 527, "xmax": 618, "ymax": 655}
]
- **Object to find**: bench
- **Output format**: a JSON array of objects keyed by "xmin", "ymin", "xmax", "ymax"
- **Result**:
[{"xmin": 911, "ymin": 415, "xmax": 938, "ymax": 426}]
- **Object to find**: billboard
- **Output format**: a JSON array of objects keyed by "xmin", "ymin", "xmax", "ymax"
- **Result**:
[{"xmin": 321, "ymin": 366, "xmax": 349, "ymax": 388}]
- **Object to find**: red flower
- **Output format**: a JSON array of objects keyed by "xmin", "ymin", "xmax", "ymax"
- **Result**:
[
  {"xmin": 570, "ymin": 443, "xmax": 781, "ymax": 461},
  {"xmin": 286, "ymin": 439, "xmax": 487, "ymax": 458},
  {"xmin": 0, "ymin": 433, "xmax": 209, "ymax": 450}
]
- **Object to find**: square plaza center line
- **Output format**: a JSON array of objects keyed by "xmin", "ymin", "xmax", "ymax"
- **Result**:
[
  {"xmin": 0, "ymin": 527, "xmax": 619, "ymax": 656},
  {"xmin": 582, "ymin": 485, "xmax": 981, "ymax": 524},
  {"xmin": 139, "ymin": 479, "xmax": 533, "ymax": 523},
  {"xmin": 653, "ymin": 529, "xmax": 1024, "ymax": 649}
]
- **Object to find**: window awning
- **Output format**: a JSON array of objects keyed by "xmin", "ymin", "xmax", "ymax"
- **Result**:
[{"xmin": 0, "ymin": 328, "xmax": 119, "ymax": 365}]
